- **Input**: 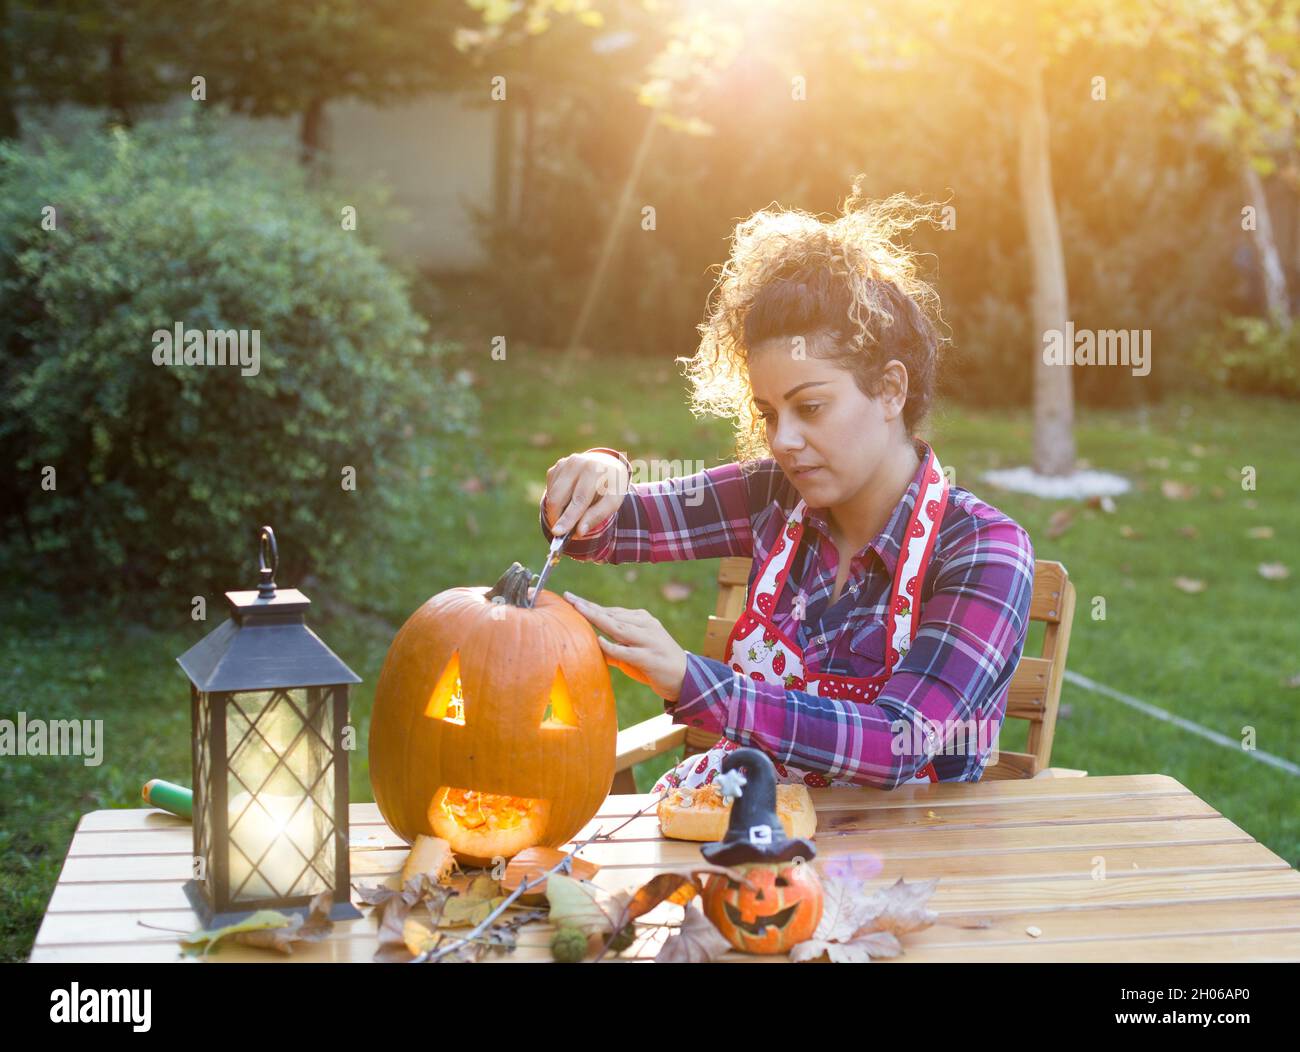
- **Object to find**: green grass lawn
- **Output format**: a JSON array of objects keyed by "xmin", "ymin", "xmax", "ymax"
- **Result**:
[{"xmin": 2, "ymin": 343, "xmax": 1297, "ymax": 960}]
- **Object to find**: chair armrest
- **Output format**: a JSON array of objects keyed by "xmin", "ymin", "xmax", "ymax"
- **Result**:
[
  {"xmin": 1032, "ymin": 767, "xmax": 1089, "ymax": 779},
  {"xmin": 615, "ymin": 713, "xmax": 687, "ymax": 772}
]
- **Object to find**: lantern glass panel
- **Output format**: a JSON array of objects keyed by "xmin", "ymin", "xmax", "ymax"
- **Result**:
[{"xmin": 225, "ymin": 688, "xmax": 336, "ymax": 903}]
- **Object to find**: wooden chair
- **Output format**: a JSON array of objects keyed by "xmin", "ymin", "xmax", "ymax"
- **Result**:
[{"xmin": 611, "ymin": 557, "xmax": 1084, "ymax": 793}]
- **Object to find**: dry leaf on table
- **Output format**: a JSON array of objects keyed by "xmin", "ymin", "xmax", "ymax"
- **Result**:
[
  {"xmin": 619, "ymin": 864, "xmax": 754, "ymax": 924},
  {"xmin": 789, "ymin": 875, "xmax": 938, "ymax": 963},
  {"xmin": 545, "ymin": 873, "xmax": 632, "ymax": 937},
  {"xmin": 656, "ymin": 901, "xmax": 733, "ymax": 963},
  {"xmin": 436, "ymin": 875, "xmax": 507, "ymax": 928},
  {"xmin": 860, "ymin": 876, "xmax": 941, "ymax": 936},
  {"xmin": 179, "ymin": 890, "xmax": 338, "ymax": 957},
  {"xmin": 403, "ymin": 915, "xmax": 440, "ymax": 957},
  {"xmin": 357, "ymin": 873, "xmax": 453, "ymax": 963},
  {"xmin": 233, "ymin": 891, "xmax": 336, "ymax": 955}
]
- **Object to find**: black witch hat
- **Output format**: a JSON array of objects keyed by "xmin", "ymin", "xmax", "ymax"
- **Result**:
[{"xmin": 699, "ymin": 748, "xmax": 817, "ymax": 866}]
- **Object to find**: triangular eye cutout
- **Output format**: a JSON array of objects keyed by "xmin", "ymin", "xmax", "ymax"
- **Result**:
[
  {"xmin": 425, "ymin": 650, "xmax": 465, "ymax": 724},
  {"xmin": 541, "ymin": 666, "xmax": 578, "ymax": 728}
]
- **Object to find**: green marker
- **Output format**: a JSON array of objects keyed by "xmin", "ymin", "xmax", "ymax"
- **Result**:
[{"xmin": 142, "ymin": 779, "xmax": 193, "ymax": 820}]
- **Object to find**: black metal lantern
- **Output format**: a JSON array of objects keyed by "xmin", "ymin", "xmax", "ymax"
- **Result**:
[{"xmin": 178, "ymin": 526, "xmax": 362, "ymax": 927}]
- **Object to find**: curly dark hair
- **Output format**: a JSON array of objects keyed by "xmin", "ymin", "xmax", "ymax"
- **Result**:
[{"xmin": 677, "ymin": 177, "xmax": 949, "ymax": 462}]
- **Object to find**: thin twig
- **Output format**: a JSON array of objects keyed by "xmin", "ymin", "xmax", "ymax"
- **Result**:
[{"xmin": 138, "ymin": 921, "xmax": 196, "ymax": 935}]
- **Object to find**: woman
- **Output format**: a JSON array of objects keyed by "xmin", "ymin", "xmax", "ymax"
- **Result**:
[{"xmin": 537, "ymin": 184, "xmax": 1035, "ymax": 791}]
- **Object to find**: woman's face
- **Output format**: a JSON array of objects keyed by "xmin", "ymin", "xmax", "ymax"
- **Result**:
[{"xmin": 747, "ymin": 335, "xmax": 908, "ymax": 505}]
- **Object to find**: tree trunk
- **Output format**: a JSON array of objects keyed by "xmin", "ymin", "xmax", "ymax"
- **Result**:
[
  {"xmin": 519, "ymin": 87, "xmax": 536, "ymax": 229},
  {"xmin": 0, "ymin": 0, "xmax": 19, "ymax": 140},
  {"xmin": 1240, "ymin": 161, "xmax": 1290, "ymax": 321},
  {"xmin": 300, "ymin": 97, "xmax": 326, "ymax": 168},
  {"xmin": 1017, "ymin": 57, "xmax": 1075, "ymax": 477},
  {"xmin": 107, "ymin": 32, "xmax": 130, "ymax": 127}
]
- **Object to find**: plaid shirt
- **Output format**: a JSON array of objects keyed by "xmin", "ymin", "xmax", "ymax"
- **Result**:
[{"xmin": 539, "ymin": 442, "xmax": 1035, "ymax": 787}]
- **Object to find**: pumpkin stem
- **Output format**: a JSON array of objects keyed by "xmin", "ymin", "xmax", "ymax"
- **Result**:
[{"xmin": 487, "ymin": 562, "xmax": 536, "ymax": 607}]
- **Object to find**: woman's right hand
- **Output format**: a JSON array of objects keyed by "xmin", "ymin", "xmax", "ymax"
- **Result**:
[{"xmin": 543, "ymin": 450, "xmax": 631, "ymax": 539}]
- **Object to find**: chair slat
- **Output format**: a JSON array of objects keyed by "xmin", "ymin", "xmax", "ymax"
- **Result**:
[
  {"xmin": 700, "ymin": 616, "xmax": 734, "ymax": 662},
  {"xmin": 1029, "ymin": 560, "xmax": 1069, "ymax": 623},
  {"xmin": 982, "ymin": 751, "xmax": 1039, "ymax": 780},
  {"xmin": 1005, "ymin": 656, "xmax": 1054, "ymax": 720}
]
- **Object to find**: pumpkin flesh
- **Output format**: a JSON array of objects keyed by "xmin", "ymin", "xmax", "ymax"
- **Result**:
[{"xmin": 428, "ymin": 786, "xmax": 551, "ymax": 865}]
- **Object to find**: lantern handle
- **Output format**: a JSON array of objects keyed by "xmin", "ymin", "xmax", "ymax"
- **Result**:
[{"xmin": 257, "ymin": 525, "xmax": 279, "ymax": 598}]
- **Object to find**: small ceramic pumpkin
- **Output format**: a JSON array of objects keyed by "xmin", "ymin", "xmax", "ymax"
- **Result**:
[
  {"xmin": 702, "ymin": 859, "xmax": 823, "ymax": 954},
  {"xmin": 369, "ymin": 562, "xmax": 617, "ymax": 866},
  {"xmin": 696, "ymin": 747, "xmax": 825, "ymax": 955}
]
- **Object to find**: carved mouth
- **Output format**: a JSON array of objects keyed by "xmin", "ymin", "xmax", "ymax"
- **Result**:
[
  {"xmin": 723, "ymin": 899, "xmax": 799, "ymax": 935},
  {"xmin": 428, "ymin": 786, "xmax": 550, "ymax": 862}
]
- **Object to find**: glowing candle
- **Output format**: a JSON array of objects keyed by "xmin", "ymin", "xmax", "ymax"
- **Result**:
[{"xmin": 226, "ymin": 790, "xmax": 323, "ymax": 901}]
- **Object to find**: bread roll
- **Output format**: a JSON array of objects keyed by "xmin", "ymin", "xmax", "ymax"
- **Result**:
[{"xmin": 658, "ymin": 783, "xmax": 817, "ymax": 842}]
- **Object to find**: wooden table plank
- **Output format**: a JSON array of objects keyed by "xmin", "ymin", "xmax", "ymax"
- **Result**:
[
  {"xmin": 571, "ymin": 791, "xmax": 1219, "ymax": 841},
  {"xmin": 30, "ymin": 774, "xmax": 1300, "ymax": 962},
  {"xmin": 885, "ymin": 930, "xmax": 1300, "ymax": 963},
  {"xmin": 44, "ymin": 841, "xmax": 1292, "ymax": 915}
]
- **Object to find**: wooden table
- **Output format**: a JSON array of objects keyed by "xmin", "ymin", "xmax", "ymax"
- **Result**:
[{"xmin": 29, "ymin": 774, "xmax": 1300, "ymax": 962}]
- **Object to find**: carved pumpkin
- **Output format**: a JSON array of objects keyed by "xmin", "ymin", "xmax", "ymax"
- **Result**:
[
  {"xmin": 369, "ymin": 563, "xmax": 617, "ymax": 866},
  {"xmin": 701, "ymin": 860, "xmax": 823, "ymax": 955}
]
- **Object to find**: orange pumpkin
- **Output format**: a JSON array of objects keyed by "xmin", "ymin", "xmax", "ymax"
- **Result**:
[
  {"xmin": 369, "ymin": 562, "xmax": 617, "ymax": 866},
  {"xmin": 702, "ymin": 860, "xmax": 823, "ymax": 955}
]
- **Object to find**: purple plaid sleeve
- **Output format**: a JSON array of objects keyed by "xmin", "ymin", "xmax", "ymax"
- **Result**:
[
  {"xmin": 539, "ymin": 450, "xmax": 785, "ymax": 564},
  {"xmin": 669, "ymin": 518, "xmax": 1036, "ymax": 788}
]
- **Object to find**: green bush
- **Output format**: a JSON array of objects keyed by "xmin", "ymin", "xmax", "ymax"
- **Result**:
[
  {"xmin": 0, "ymin": 117, "xmax": 477, "ymax": 603},
  {"xmin": 1195, "ymin": 315, "xmax": 1300, "ymax": 400}
]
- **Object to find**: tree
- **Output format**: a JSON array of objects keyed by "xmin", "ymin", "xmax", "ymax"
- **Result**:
[
  {"xmin": 186, "ymin": 0, "xmax": 474, "ymax": 166},
  {"xmin": 2, "ymin": 0, "xmax": 179, "ymax": 134},
  {"xmin": 861, "ymin": 0, "xmax": 1167, "ymax": 476},
  {"xmin": 465, "ymin": 0, "xmax": 1153, "ymax": 475},
  {"xmin": 1156, "ymin": 0, "xmax": 1300, "ymax": 324}
]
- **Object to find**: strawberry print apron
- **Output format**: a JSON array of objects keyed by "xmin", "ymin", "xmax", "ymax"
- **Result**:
[{"xmin": 652, "ymin": 443, "xmax": 950, "ymax": 792}]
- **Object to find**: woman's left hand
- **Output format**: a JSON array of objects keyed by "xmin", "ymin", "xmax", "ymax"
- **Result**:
[{"xmin": 562, "ymin": 591, "xmax": 688, "ymax": 702}]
